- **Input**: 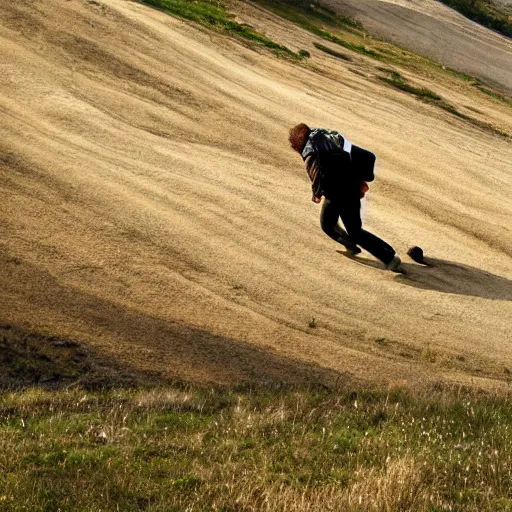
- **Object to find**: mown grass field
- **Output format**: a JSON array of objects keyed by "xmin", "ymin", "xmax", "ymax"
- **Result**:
[
  {"xmin": 138, "ymin": 0, "xmax": 510, "ymax": 137},
  {"xmin": 252, "ymin": 0, "xmax": 510, "ymax": 137},
  {"xmin": 2, "ymin": 384, "xmax": 512, "ymax": 511}
]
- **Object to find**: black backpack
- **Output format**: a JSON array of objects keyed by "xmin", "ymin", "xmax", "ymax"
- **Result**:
[
  {"xmin": 351, "ymin": 145, "xmax": 376, "ymax": 182},
  {"xmin": 303, "ymin": 129, "xmax": 376, "ymax": 183}
]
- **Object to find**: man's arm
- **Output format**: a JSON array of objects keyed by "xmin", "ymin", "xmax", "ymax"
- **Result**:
[{"xmin": 304, "ymin": 155, "xmax": 323, "ymax": 203}]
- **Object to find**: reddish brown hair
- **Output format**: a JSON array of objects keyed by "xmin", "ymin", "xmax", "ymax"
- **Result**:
[{"xmin": 288, "ymin": 123, "xmax": 311, "ymax": 154}]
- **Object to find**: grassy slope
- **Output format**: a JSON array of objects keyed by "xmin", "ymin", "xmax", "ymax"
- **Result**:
[
  {"xmin": 1, "ymin": 1, "xmax": 512, "ymax": 510},
  {"xmin": 2, "ymin": 385, "xmax": 512, "ymax": 511},
  {"xmin": 138, "ymin": 0, "xmax": 510, "ymax": 136},
  {"xmin": 138, "ymin": 0, "xmax": 310, "ymax": 59},
  {"xmin": 252, "ymin": 0, "xmax": 510, "ymax": 137}
]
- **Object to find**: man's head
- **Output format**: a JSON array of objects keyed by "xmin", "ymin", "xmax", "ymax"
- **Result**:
[{"xmin": 288, "ymin": 123, "xmax": 311, "ymax": 154}]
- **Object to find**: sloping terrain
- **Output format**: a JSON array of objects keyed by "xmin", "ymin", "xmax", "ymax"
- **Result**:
[
  {"xmin": 327, "ymin": 0, "xmax": 512, "ymax": 90},
  {"xmin": 1, "ymin": 0, "xmax": 511, "ymax": 390}
]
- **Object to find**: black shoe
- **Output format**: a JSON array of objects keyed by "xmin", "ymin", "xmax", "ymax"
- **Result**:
[
  {"xmin": 346, "ymin": 244, "xmax": 362, "ymax": 256},
  {"xmin": 407, "ymin": 246, "xmax": 425, "ymax": 264},
  {"xmin": 337, "ymin": 234, "xmax": 361, "ymax": 255}
]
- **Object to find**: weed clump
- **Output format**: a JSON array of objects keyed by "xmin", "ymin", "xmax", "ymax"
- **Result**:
[{"xmin": 314, "ymin": 42, "xmax": 352, "ymax": 61}]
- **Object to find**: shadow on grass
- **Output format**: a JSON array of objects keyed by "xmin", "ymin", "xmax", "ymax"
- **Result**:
[
  {"xmin": 0, "ymin": 321, "xmax": 341, "ymax": 391},
  {"xmin": 338, "ymin": 251, "xmax": 511, "ymax": 300},
  {"xmin": 0, "ymin": 324, "xmax": 168, "ymax": 391},
  {"xmin": 0, "ymin": 253, "xmax": 342, "ymax": 391},
  {"xmin": 397, "ymin": 257, "xmax": 512, "ymax": 301}
]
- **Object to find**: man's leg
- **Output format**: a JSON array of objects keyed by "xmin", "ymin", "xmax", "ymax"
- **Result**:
[
  {"xmin": 320, "ymin": 198, "xmax": 361, "ymax": 254},
  {"xmin": 339, "ymin": 199, "xmax": 396, "ymax": 265}
]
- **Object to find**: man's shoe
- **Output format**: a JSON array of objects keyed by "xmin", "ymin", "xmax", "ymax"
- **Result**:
[
  {"xmin": 346, "ymin": 244, "xmax": 362, "ymax": 256},
  {"xmin": 337, "ymin": 234, "xmax": 361, "ymax": 255},
  {"xmin": 385, "ymin": 255, "xmax": 402, "ymax": 272},
  {"xmin": 407, "ymin": 246, "xmax": 425, "ymax": 264}
]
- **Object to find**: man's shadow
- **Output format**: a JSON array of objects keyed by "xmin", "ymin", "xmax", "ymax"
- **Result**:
[{"xmin": 338, "ymin": 252, "xmax": 512, "ymax": 301}]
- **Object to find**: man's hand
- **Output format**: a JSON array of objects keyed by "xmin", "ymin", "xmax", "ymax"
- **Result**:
[
  {"xmin": 360, "ymin": 181, "xmax": 369, "ymax": 198},
  {"xmin": 312, "ymin": 196, "xmax": 322, "ymax": 204}
]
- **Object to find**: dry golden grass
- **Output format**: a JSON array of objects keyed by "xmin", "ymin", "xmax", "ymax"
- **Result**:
[
  {"xmin": 1, "ymin": 1, "xmax": 511, "ymax": 509},
  {"xmin": 1, "ymin": 0, "xmax": 511, "ymax": 391}
]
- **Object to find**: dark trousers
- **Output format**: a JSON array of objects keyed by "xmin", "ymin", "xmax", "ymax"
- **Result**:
[{"xmin": 320, "ymin": 196, "xmax": 396, "ymax": 265}]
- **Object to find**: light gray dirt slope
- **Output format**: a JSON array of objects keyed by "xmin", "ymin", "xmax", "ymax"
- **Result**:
[{"xmin": 327, "ymin": 0, "xmax": 512, "ymax": 91}]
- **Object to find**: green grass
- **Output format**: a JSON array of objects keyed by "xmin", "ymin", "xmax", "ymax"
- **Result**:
[
  {"xmin": 379, "ymin": 70, "xmax": 442, "ymax": 101},
  {"xmin": 138, "ymin": 0, "xmax": 310, "ymax": 60},
  {"xmin": 436, "ymin": 102, "xmax": 509, "ymax": 137},
  {"xmin": 314, "ymin": 28, "xmax": 383, "ymax": 59},
  {"xmin": 314, "ymin": 42, "xmax": 352, "ymax": 61},
  {"xmin": 253, "ymin": 0, "xmax": 387, "ymax": 60},
  {"xmin": 2, "ymin": 384, "xmax": 512, "ymax": 510},
  {"xmin": 438, "ymin": 0, "xmax": 512, "ymax": 37},
  {"xmin": 254, "ymin": 0, "xmax": 364, "ymax": 32},
  {"xmin": 476, "ymin": 85, "xmax": 512, "ymax": 106}
]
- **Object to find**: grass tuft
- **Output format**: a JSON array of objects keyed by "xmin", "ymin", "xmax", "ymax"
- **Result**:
[
  {"xmin": 476, "ymin": 85, "xmax": 512, "ymax": 106},
  {"xmin": 379, "ymin": 70, "xmax": 442, "ymax": 101},
  {"xmin": 314, "ymin": 42, "xmax": 352, "ymax": 61}
]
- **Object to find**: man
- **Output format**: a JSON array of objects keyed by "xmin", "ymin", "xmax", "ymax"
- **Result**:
[{"xmin": 289, "ymin": 123, "xmax": 402, "ymax": 271}]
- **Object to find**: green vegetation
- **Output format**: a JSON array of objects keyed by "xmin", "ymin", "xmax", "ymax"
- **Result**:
[
  {"xmin": 254, "ymin": 0, "xmax": 363, "ymax": 32},
  {"xmin": 379, "ymin": 69, "xmax": 442, "ymax": 101},
  {"xmin": 316, "ymin": 29, "xmax": 383, "ymax": 60},
  {"xmin": 314, "ymin": 42, "xmax": 352, "ymax": 61},
  {"xmin": 254, "ymin": 0, "xmax": 386, "ymax": 60},
  {"xmin": 138, "ymin": 0, "xmax": 310, "ymax": 59},
  {"xmin": 438, "ymin": 0, "xmax": 512, "ymax": 37},
  {"xmin": 474, "ymin": 83, "xmax": 512, "ymax": 106},
  {"xmin": 2, "ymin": 384, "xmax": 512, "ymax": 510}
]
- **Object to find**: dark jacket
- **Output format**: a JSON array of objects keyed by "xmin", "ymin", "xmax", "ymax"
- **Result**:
[{"xmin": 301, "ymin": 128, "xmax": 376, "ymax": 201}]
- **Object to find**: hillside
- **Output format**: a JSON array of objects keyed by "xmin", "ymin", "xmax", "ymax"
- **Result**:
[
  {"xmin": 1, "ymin": 0, "xmax": 511, "ymax": 391},
  {"xmin": 326, "ymin": 0, "xmax": 512, "ymax": 91}
]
